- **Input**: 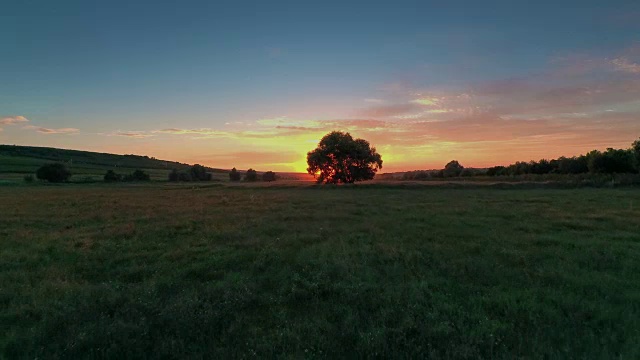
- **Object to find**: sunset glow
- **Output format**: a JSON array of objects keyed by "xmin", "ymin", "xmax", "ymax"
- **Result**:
[{"xmin": 2, "ymin": 1, "xmax": 640, "ymax": 172}]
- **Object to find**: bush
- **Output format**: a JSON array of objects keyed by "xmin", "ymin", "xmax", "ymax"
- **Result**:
[
  {"xmin": 36, "ymin": 163, "xmax": 71, "ymax": 183},
  {"xmin": 229, "ymin": 168, "xmax": 241, "ymax": 181},
  {"xmin": 168, "ymin": 169, "xmax": 179, "ymax": 182},
  {"xmin": 23, "ymin": 174, "xmax": 34, "ymax": 183},
  {"xmin": 104, "ymin": 170, "xmax": 122, "ymax": 182},
  {"xmin": 245, "ymin": 168, "xmax": 258, "ymax": 182},
  {"xmin": 262, "ymin": 171, "xmax": 276, "ymax": 182},
  {"xmin": 178, "ymin": 172, "xmax": 192, "ymax": 182},
  {"xmin": 189, "ymin": 164, "xmax": 212, "ymax": 181},
  {"xmin": 124, "ymin": 169, "xmax": 150, "ymax": 182}
]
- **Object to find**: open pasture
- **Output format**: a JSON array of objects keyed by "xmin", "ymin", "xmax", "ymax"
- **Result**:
[{"xmin": 1, "ymin": 184, "xmax": 639, "ymax": 358}]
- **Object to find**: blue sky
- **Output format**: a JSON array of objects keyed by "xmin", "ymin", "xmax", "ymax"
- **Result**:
[{"xmin": 2, "ymin": 0, "xmax": 640, "ymax": 171}]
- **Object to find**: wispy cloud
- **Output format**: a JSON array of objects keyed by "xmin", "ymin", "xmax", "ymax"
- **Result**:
[
  {"xmin": 410, "ymin": 97, "xmax": 440, "ymax": 106},
  {"xmin": 364, "ymin": 98, "xmax": 384, "ymax": 103},
  {"xmin": 611, "ymin": 57, "xmax": 640, "ymax": 73},
  {"xmin": 155, "ymin": 128, "xmax": 231, "ymax": 137},
  {"xmin": 112, "ymin": 131, "xmax": 155, "ymax": 139},
  {"xmin": 23, "ymin": 125, "xmax": 80, "ymax": 134},
  {"xmin": 0, "ymin": 115, "xmax": 29, "ymax": 125}
]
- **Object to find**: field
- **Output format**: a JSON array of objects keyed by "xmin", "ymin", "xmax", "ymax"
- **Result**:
[{"xmin": 1, "ymin": 183, "xmax": 640, "ymax": 358}]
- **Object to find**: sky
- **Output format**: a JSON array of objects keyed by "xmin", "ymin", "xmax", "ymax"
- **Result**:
[{"xmin": 2, "ymin": 0, "xmax": 640, "ymax": 173}]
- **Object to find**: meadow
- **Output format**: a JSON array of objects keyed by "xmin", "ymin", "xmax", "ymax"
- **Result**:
[{"xmin": 1, "ymin": 182, "xmax": 639, "ymax": 358}]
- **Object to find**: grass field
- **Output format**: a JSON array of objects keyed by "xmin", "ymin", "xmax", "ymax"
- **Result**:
[{"xmin": 1, "ymin": 183, "xmax": 639, "ymax": 358}]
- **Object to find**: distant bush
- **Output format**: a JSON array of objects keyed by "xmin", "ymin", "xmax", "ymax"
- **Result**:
[
  {"xmin": 460, "ymin": 168, "xmax": 476, "ymax": 177},
  {"xmin": 36, "ymin": 163, "xmax": 71, "ymax": 183},
  {"xmin": 123, "ymin": 169, "xmax": 150, "ymax": 182},
  {"xmin": 23, "ymin": 174, "xmax": 34, "ymax": 183},
  {"xmin": 178, "ymin": 172, "xmax": 192, "ymax": 181},
  {"xmin": 189, "ymin": 164, "xmax": 212, "ymax": 181},
  {"xmin": 104, "ymin": 170, "xmax": 122, "ymax": 182},
  {"xmin": 229, "ymin": 168, "xmax": 241, "ymax": 181},
  {"xmin": 262, "ymin": 171, "xmax": 276, "ymax": 182},
  {"xmin": 245, "ymin": 168, "xmax": 258, "ymax": 182},
  {"xmin": 443, "ymin": 160, "xmax": 464, "ymax": 177},
  {"xmin": 168, "ymin": 169, "xmax": 179, "ymax": 182}
]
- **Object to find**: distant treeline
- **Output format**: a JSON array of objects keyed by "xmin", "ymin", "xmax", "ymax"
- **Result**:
[
  {"xmin": 400, "ymin": 137, "xmax": 640, "ymax": 180},
  {"xmin": 168, "ymin": 165, "xmax": 277, "ymax": 182}
]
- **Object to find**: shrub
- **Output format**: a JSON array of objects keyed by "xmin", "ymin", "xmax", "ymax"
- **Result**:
[
  {"xmin": 460, "ymin": 168, "xmax": 474, "ymax": 177},
  {"xmin": 124, "ymin": 169, "xmax": 151, "ymax": 181},
  {"xmin": 36, "ymin": 163, "xmax": 71, "ymax": 183},
  {"xmin": 23, "ymin": 174, "xmax": 34, "ymax": 183},
  {"xmin": 104, "ymin": 170, "xmax": 122, "ymax": 182},
  {"xmin": 189, "ymin": 164, "xmax": 212, "ymax": 181},
  {"xmin": 168, "ymin": 169, "xmax": 179, "ymax": 182},
  {"xmin": 229, "ymin": 168, "xmax": 241, "ymax": 181},
  {"xmin": 245, "ymin": 168, "xmax": 258, "ymax": 182},
  {"xmin": 178, "ymin": 172, "xmax": 192, "ymax": 181},
  {"xmin": 262, "ymin": 171, "xmax": 276, "ymax": 182}
]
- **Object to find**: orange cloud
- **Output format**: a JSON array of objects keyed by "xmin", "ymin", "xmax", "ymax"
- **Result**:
[
  {"xmin": 23, "ymin": 125, "xmax": 79, "ymax": 134},
  {"xmin": 0, "ymin": 115, "xmax": 29, "ymax": 125},
  {"xmin": 112, "ymin": 131, "xmax": 155, "ymax": 139}
]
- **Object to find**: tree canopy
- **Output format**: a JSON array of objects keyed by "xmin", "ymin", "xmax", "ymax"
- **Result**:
[
  {"xmin": 306, "ymin": 131, "xmax": 382, "ymax": 184},
  {"xmin": 36, "ymin": 163, "xmax": 71, "ymax": 183},
  {"xmin": 262, "ymin": 171, "xmax": 276, "ymax": 182},
  {"xmin": 245, "ymin": 168, "xmax": 258, "ymax": 182},
  {"xmin": 229, "ymin": 168, "xmax": 241, "ymax": 181},
  {"xmin": 443, "ymin": 160, "xmax": 464, "ymax": 177}
]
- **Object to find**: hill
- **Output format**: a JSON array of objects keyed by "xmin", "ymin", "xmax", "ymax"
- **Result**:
[
  {"xmin": 0, "ymin": 145, "xmax": 228, "ymax": 182},
  {"xmin": 0, "ymin": 145, "xmax": 228, "ymax": 172}
]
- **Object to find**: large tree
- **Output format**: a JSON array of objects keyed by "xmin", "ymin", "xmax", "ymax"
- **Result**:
[{"xmin": 306, "ymin": 131, "xmax": 382, "ymax": 184}]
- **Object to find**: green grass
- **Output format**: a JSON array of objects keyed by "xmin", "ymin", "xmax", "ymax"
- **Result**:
[{"xmin": 1, "ymin": 184, "xmax": 639, "ymax": 358}]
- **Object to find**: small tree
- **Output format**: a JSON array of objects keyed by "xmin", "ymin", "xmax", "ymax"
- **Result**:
[
  {"xmin": 443, "ymin": 160, "xmax": 464, "ymax": 177},
  {"xmin": 245, "ymin": 168, "xmax": 258, "ymax": 182},
  {"xmin": 229, "ymin": 167, "xmax": 241, "ymax": 181},
  {"xmin": 104, "ymin": 170, "xmax": 121, "ymax": 182},
  {"xmin": 189, "ymin": 164, "xmax": 212, "ymax": 181},
  {"xmin": 36, "ymin": 163, "xmax": 71, "ymax": 183},
  {"xmin": 262, "ymin": 171, "xmax": 276, "ymax": 182},
  {"xmin": 124, "ymin": 169, "xmax": 151, "ymax": 181}
]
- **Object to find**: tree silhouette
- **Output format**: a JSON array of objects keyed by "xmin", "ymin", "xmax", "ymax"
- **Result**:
[
  {"xmin": 306, "ymin": 131, "xmax": 382, "ymax": 184},
  {"xmin": 124, "ymin": 169, "xmax": 150, "ymax": 181},
  {"xmin": 245, "ymin": 168, "xmax": 258, "ymax": 181},
  {"xmin": 633, "ymin": 138, "xmax": 640, "ymax": 168},
  {"xmin": 229, "ymin": 167, "xmax": 241, "ymax": 181},
  {"xmin": 262, "ymin": 171, "xmax": 276, "ymax": 182},
  {"xmin": 36, "ymin": 163, "xmax": 71, "ymax": 183},
  {"xmin": 104, "ymin": 170, "xmax": 121, "ymax": 182},
  {"xmin": 189, "ymin": 164, "xmax": 212, "ymax": 181},
  {"xmin": 443, "ymin": 160, "xmax": 464, "ymax": 177}
]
